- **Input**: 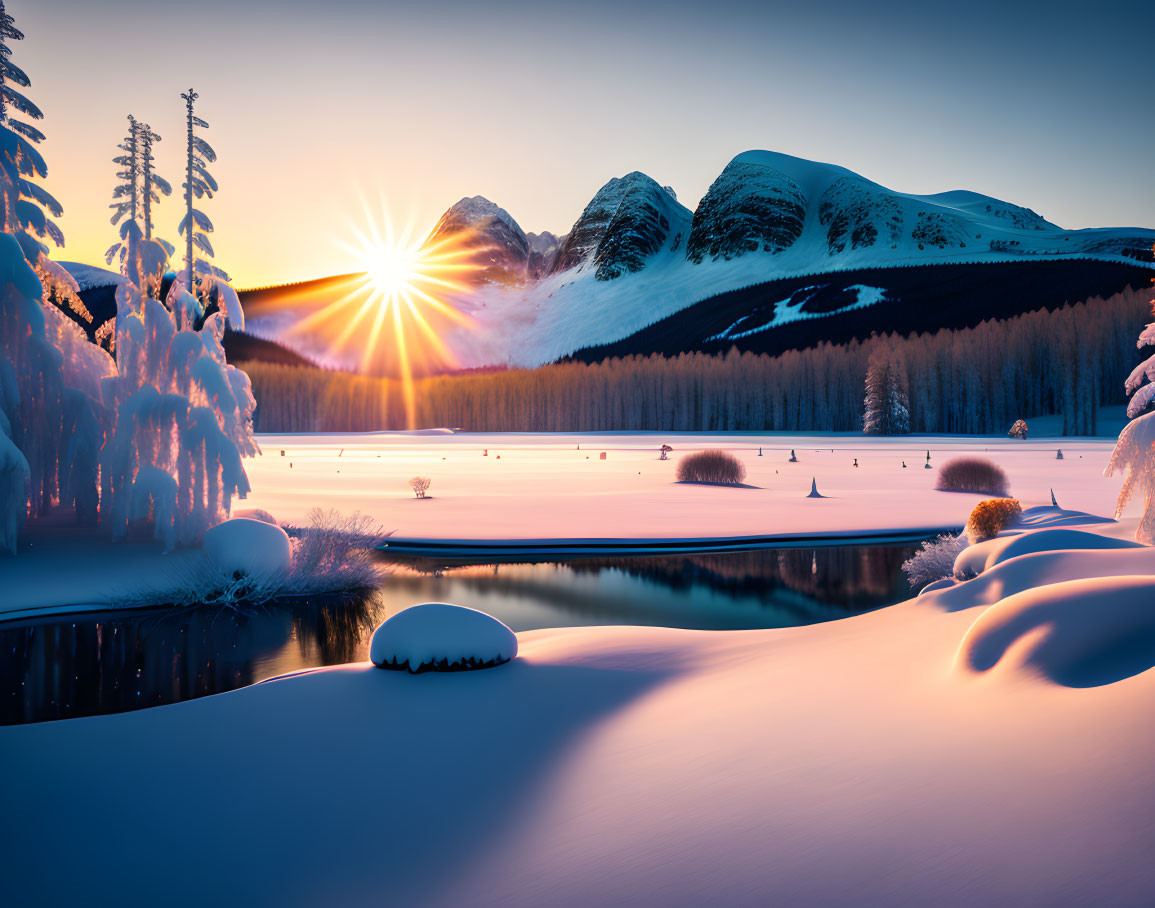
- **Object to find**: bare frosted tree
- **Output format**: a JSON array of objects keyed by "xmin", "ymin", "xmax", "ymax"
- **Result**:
[{"xmin": 409, "ymin": 476, "xmax": 431, "ymax": 498}]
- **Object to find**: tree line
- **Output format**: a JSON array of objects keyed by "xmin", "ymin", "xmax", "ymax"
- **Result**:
[{"xmin": 241, "ymin": 286, "xmax": 1150, "ymax": 436}]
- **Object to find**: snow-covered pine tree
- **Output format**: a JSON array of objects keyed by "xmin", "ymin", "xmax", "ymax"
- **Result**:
[
  {"xmin": 173, "ymin": 88, "xmax": 236, "ymax": 330},
  {"xmin": 106, "ymin": 114, "xmax": 143, "ymax": 284},
  {"xmin": 863, "ymin": 343, "xmax": 910, "ymax": 435},
  {"xmin": 140, "ymin": 123, "xmax": 171, "ymax": 242},
  {"xmin": 0, "ymin": 0, "xmax": 64, "ymax": 268},
  {"xmin": 1105, "ymin": 243, "xmax": 1155, "ymax": 543}
]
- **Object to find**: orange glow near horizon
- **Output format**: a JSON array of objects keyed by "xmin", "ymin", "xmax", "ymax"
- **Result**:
[{"xmin": 276, "ymin": 201, "xmax": 480, "ymax": 427}]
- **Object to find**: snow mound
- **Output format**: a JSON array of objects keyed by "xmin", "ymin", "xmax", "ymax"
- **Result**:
[
  {"xmin": 930, "ymin": 545, "xmax": 1155, "ymax": 612},
  {"xmin": 203, "ymin": 517, "xmax": 291, "ymax": 580},
  {"xmin": 957, "ymin": 576, "xmax": 1155, "ymax": 686},
  {"xmin": 954, "ymin": 527, "xmax": 1142, "ymax": 578},
  {"xmin": 369, "ymin": 603, "xmax": 518, "ymax": 673},
  {"xmin": 233, "ymin": 508, "xmax": 278, "ymax": 526}
]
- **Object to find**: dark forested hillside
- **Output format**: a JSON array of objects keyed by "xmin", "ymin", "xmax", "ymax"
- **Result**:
[
  {"xmin": 570, "ymin": 259, "xmax": 1152, "ymax": 362},
  {"xmin": 242, "ymin": 287, "xmax": 1149, "ymax": 437}
]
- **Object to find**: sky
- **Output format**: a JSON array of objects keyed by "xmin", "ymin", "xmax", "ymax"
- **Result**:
[{"xmin": 15, "ymin": 0, "xmax": 1155, "ymax": 289}]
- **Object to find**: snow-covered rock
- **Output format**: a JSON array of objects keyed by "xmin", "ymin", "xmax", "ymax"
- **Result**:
[
  {"xmin": 203, "ymin": 517, "xmax": 291, "ymax": 580},
  {"xmin": 957, "ymin": 575, "xmax": 1155, "ymax": 686},
  {"xmin": 369, "ymin": 602, "xmax": 518, "ymax": 673}
]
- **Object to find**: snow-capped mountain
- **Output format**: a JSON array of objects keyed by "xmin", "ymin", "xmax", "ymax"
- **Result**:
[
  {"xmin": 685, "ymin": 150, "xmax": 1139, "ymax": 268},
  {"xmin": 242, "ymin": 150, "xmax": 1155, "ymax": 371},
  {"xmin": 424, "ymin": 196, "xmax": 533, "ymax": 286},
  {"xmin": 549, "ymin": 172, "xmax": 692, "ymax": 280}
]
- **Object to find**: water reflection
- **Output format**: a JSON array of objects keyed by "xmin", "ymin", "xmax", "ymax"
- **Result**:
[{"xmin": 2, "ymin": 542, "xmax": 918, "ymax": 725}]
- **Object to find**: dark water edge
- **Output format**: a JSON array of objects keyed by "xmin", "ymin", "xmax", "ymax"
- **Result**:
[{"xmin": 2, "ymin": 542, "xmax": 920, "ymax": 726}]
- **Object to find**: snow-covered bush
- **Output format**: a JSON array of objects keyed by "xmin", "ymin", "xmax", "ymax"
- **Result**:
[
  {"xmin": 154, "ymin": 509, "xmax": 385, "ymax": 606},
  {"xmin": 1008, "ymin": 419, "xmax": 1028, "ymax": 439},
  {"xmin": 369, "ymin": 603, "xmax": 518, "ymax": 673},
  {"xmin": 902, "ymin": 533, "xmax": 967, "ymax": 589},
  {"xmin": 965, "ymin": 498, "xmax": 1022, "ymax": 545},
  {"xmin": 935, "ymin": 457, "xmax": 1009, "ymax": 496},
  {"xmin": 1106, "ymin": 261, "xmax": 1155, "ymax": 543},
  {"xmin": 677, "ymin": 449, "xmax": 747, "ymax": 484},
  {"xmin": 409, "ymin": 476, "xmax": 431, "ymax": 498}
]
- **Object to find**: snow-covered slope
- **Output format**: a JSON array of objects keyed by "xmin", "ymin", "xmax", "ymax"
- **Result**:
[{"xmin": 57, "ymin": 261, "xmax": 125, "ymax": 291}]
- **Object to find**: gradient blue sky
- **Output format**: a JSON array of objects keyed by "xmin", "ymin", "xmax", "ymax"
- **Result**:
[{"xmin": 16, "ymin": 0, "xmax": 1155, "ymax": 287}]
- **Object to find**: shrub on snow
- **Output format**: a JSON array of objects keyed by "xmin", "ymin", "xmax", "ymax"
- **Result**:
[
  {"xmin": 158, "ymin": 508, "xmax": 385, "ymax": 606},
  {"xmin": 902, "ymin": 533, "xmax": 968, "ymax": 589},
  {"xmin": 677, "ymin": 449, "xmax": 747, "ymax": 485},
  {"xmin": 965, "ymin": 498, "xmax": 1022, "ymax": 545},
  {"xmin": 370, "ymin": 602, "xmax": 517, "ymax": 673},
  {"xmin": 1008, "ymin": 419, "xmax": 1028, "ymax": 439},
  {"xmin": 935, "ymin": 457, "xmax": 1009, "ymax": 496}
]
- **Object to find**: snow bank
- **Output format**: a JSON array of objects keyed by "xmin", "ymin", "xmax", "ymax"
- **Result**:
[
  {"xmin": 203, "ymin": 517, "xmax": 291, "ymax": 581},
  {"xmin": 957, "ymin": 576, "xmax": 1155, "ymax": 686},
  {"xmin": 954, "ymin": 528, "xmax": 1142, "ymax": 578},
  {"xmin": 929, "ymin": 546, "xmax": 1155, "ymax": 612},
  {"xmin": 369, "ymin": 603, "xmax": 518, "ymax": 673}
]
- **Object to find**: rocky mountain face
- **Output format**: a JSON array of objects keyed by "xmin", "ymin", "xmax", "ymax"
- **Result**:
[
  {"xmin": 424, "ymin": 196, "xmax": 532, "ymax": 286},
  {"xmin": 549, "ymin": 172, "xmax": 693, "ymax": 280},
  {"xmin": 526, "ymin": 231, "xmax": 563, "ymax": 280}
]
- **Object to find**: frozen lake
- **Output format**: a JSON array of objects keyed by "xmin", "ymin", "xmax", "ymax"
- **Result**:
[{"xmin": 2, "ymin": 541, "xmax": 918, "ymax": 724}]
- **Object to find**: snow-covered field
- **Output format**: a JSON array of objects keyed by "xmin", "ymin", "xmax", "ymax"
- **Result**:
[
  {"xmin": 4, "ymin": 511, "xmax": 1154, "ymax": 906},
  {"xmin": 0, "ymin": 431, "xmax": 1130, "ymax": 616},
  {"xmin": 242, "ymin": 431, "xmax": 1124, "ymax": 541}
]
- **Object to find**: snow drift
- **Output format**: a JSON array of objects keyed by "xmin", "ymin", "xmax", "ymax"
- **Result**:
[{"xmin": 957, "ymin": 576, "xmax": 1155, "ymax": 687}]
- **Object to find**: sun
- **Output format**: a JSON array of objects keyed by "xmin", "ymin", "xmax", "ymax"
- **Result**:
[
  {"xmin": 280, "ymin": 197, "xmax": 483, "ymax": 427},
  {"xmin": 364, "ymin": 242, "xmax": 420, "ymax": 299}
]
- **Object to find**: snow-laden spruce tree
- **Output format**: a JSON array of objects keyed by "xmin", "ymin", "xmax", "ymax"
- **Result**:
[
  {"xmin": 106, "ymin": 117, "xmax": 172, "ymax": 299},
  {"xmin": 1105, "ymin": 251, "xmax": 1155, "ymax": 543},
  {"xmin": 173, "ymin": 88, "xmax": 234, "ymax": 329},
  {"xmin": 863, "ymin": 342, "xmax": 910, "ymax": 435}
]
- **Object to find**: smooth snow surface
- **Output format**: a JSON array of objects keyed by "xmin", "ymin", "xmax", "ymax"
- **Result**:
[
  {"xmin": 369, "ymin": 602, "xmax": 518, "ymax": 672},
  {"xmin": 5, "ymin": 522, "xmax": 1155, "ymax": 905},
  {"xmin": 202, "ymin": 517, "xmax": 291, "ymax": 580}
]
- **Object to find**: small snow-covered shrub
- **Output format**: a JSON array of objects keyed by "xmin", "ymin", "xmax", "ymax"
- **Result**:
[
  {"xmin": 409, "ymin": 476, "xmax": 431, "ymax": 498},
  {"xmin": 370, "ymin": 602, "xmax": 518, "ymax": 673},
  {"xmin": 902, "ymin": 533, "xmax": 968, "ymax": 589},
  {"xmin": 1008, "ymin": 419, "xmax": 1029, "ymax": 439},
  {"xmin": 965, "ymin": 498, "xmax": 1022, "ymax": 545},
  {"xmin": 677, "ymin": 449, "xmax": 747, "ymax": 485},
  {"xmin": 156, "ymin": 509, "xmax": 385, "ymax": 606},
  {"xmin": 935, "ymin": 457, "xmax": 1009, "ymax": 496}
]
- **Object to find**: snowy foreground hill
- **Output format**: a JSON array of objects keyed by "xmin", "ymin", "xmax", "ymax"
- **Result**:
[
  {"xmin": 5, "ymin": 503, "xmax": 1155, "ymax": 905},
  {"xmin": 239, "ymin": 150, "xmax": 1155, "ymax": 370}
]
